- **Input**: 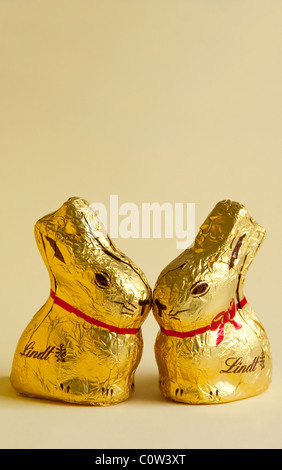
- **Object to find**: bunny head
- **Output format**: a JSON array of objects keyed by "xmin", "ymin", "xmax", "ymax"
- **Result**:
[
  {"xmin": 35, "ymin": 197, "xmax": 152, "ymax": 330},
  {"xmin": 153, "ymin": 200, "xmax": 266, "ymax": 332}
]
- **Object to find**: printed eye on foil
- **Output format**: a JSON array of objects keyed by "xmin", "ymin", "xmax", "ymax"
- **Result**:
[
  {"xmin": 10, "ymin": 197, "xmax": 152, "ymax": 405},
  {"xmin": 153, "ymin": 200, "xmax": 272, "ymax": 404}
]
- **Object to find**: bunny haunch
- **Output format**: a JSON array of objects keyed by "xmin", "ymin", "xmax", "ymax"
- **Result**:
[
  {"xmin": 10, "ymin": 197, "xmax": 152, "ymax": 405},
  {"xmin": 153, "ymin": 199, "xmax": 272, "ymax": 404}
]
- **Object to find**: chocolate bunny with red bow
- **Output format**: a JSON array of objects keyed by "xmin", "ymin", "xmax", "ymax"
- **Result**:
[{"xmin": 153, "ymin": 200, "xmax": 272, "ymax": 404}]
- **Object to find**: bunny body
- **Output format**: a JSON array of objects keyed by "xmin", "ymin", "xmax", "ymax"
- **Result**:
[
  {"xmin": 12, "ymin": 299, "xmax": 143, "ymax": 404},
  {"xmin": 11, "ymin": 198, "xmax": 151, "ymax": 405},
  {"xmin": 153, "ymin": 200, "xmax": 272, "ymax": 404},
  {"xmin": 155, "ymin": 303, "xmax": 271, "ymax": 404}
]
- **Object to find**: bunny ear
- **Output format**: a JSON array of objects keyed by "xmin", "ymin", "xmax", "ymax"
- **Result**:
[
  {"xmin": 35, "ymin": 197, "xmax": 149, "ymax": 287},
  {"xmin": 229, "ymin": 233, "xmax": 246, "ymax": 269},
  {"xmin": 45, "ymin": 236, "xmax": 65, "ymax": 263},
  {"xmin": 193, "ymin": 200, "xmax": 266, "ymax": 274},
  {"xmin": 61, "ymin": 197, "xmax": 120, "ymax": 257},
  {"xmin": 193, "ymin": 200, "xmax": 246, "ymax": 256}
]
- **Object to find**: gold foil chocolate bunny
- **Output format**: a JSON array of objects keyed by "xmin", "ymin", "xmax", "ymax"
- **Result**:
[
  {"xmin": 11, "ymin": 197, "xmax": 151, "ymax": 405},
  {"xmin": 153, "ymin": 200, "xmax": 272, "ymax": 404}
]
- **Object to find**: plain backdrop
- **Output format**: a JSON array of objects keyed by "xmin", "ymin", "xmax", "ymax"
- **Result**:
[{"xmin": 0, "ymin": 0, "xmax": 281, "ymax": 449}]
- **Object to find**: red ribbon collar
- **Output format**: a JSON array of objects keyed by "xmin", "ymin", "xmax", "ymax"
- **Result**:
[
  {"xmin": 160, "ymin": 297, "xmax": 246, "ymax": 346},
  {"xmin": 50, "ymin": 290, "xmax": 140, "ymax": 335}
]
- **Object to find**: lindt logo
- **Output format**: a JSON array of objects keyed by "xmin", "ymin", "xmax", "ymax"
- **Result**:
[
  {"xmin": 91, "ymin": 195, "xmax": 195, "ymax": 250},
  {"xmin": 20, "ymin": 341, "xmax": 67, "ymax": 362},
  {"xmin": 220, "ymin": 351, "xmax": 265, "ymax": 374}
]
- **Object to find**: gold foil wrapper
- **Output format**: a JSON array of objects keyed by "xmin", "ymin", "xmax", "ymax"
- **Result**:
[
  {"xmin": 153, "ymin": 200, "xmax": 272, "ymax": 404},
  {"xmin": 10, "ymin": 197, "xmax": 152, "ymax": 405}
]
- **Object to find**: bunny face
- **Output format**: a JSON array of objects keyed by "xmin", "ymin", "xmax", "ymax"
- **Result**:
[
  {"xmin": 153, "ymin": 200, "xmax": 266, "ymax": 332},
  {"xmin": 35, "ymin": 197, "xmax": 152, "ymax": 329}
]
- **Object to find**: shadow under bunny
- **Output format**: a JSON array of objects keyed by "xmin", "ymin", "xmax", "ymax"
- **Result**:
[
  {"xmin": 130, "ymin": 370, "xmax": 166, "ymax": 403},
  {"xmin": 0, "ymin": 376, "xmax": 72, "ymax": 406},
  {"xmin": 0, "ymin": 376, "xmax": 15, "ymax": 400},
  {"xmin": 0, "ymin": 373, "xmax": 168, "ymax": 405}
]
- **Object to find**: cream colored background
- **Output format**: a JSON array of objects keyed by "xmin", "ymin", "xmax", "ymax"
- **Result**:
[{"xmin": 1, "ymin": 0, "xmax": 282, "ymax": 449}]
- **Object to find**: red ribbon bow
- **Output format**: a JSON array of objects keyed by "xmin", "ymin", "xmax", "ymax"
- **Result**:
[
  {"xmin": 160, "ymin": 297, "xmax": 246, "ymax": 346},
  {"xmin": 210, "ymin": 299, "xmax": 243, "ymax": 346}
]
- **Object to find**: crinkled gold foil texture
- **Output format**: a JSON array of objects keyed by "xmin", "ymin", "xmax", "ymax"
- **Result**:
[
  {"xmin": 153, "ymin": 200, "xmax": 272, "ymax": 404},
  {"xmin": 10, "ymin": 197, "xmax": 152, "ymax": 405}
]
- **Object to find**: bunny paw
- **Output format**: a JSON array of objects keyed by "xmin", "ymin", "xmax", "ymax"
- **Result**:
[
  {"xmin": 175, "ymin": 387, "xmax": 185, "ymax": 398},
  {"xmin": 209, "ymin": 389, "xmax": 220, "ymax": 401},
  {"xmin": 101, "ymin": 386, "xmax": 114, "ymax": 397},
  {"xmin": 59, "ymin": 382, "xmax": 71, "ymax": 393}
]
